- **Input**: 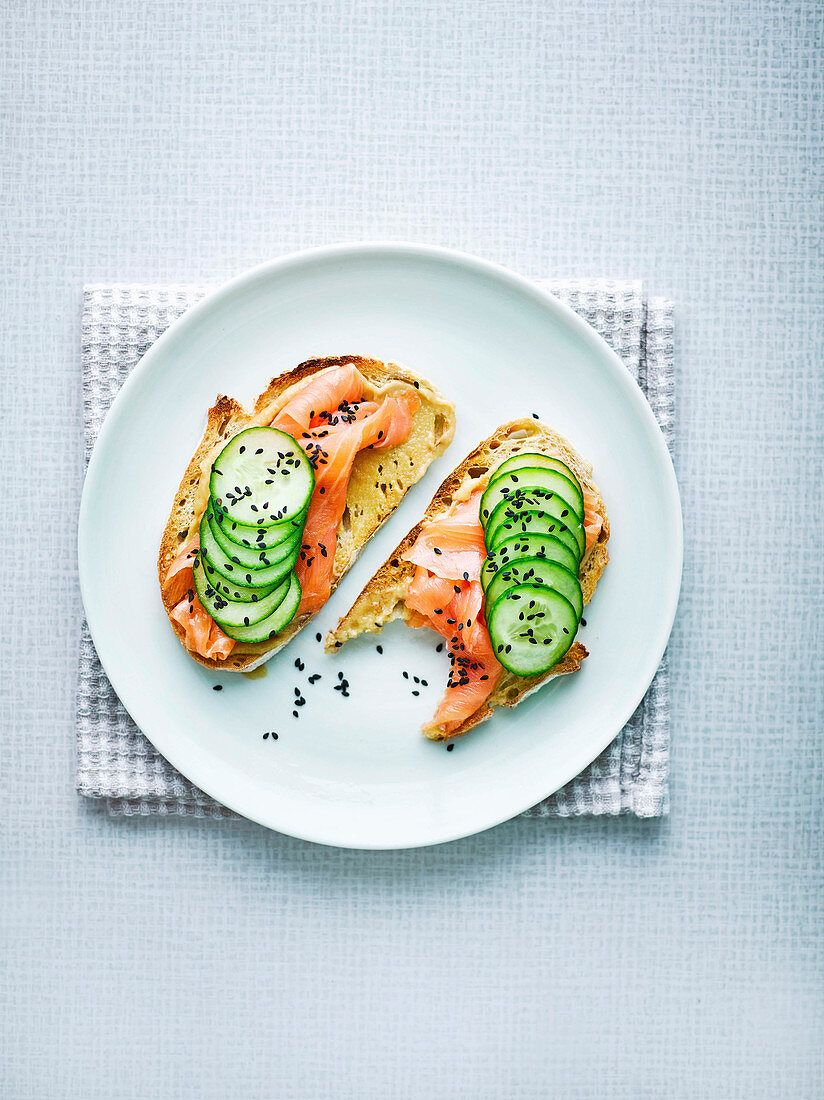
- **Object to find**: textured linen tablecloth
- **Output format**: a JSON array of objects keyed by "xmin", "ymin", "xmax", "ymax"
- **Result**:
[{"xmin": 76, "ymin": 278, "xmax": 674, "ymax": 821}]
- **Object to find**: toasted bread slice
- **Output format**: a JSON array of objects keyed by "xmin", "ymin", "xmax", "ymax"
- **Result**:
[
  {"xmin": 158, "ymin": 356, "xmax": 456, "ymax": 671},
  {"xmin": 326, "ymin": 418, "xmax": 609, "ymax": 740}
]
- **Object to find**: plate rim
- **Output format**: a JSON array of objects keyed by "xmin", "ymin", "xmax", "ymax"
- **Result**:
[{"xmin": 78, "ymin": 242, "xmax": 682, "ymax": 849}]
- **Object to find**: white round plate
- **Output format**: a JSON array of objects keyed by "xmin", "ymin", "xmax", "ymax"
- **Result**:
[{"xmin": 79, "ymin": 244, "xmax": 682, "ymax": 849}]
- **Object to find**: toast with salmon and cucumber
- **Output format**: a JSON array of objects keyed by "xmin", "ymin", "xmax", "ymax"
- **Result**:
[
  {"xmin": 158, "ymin": 357, "xmax": 456, "ymax": 671},
  {"xmin": 326, "ymin": 418, "xmax": 609, "ymax": 740}
]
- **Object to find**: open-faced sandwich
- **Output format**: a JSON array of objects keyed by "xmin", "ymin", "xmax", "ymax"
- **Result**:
[
  {"xmin": 159, "ymin": 357, "xmax": 456, "ymax": 671},
  {"xmin": 326, "ymin": 418, "xmax": 609, "ymax": 740}
]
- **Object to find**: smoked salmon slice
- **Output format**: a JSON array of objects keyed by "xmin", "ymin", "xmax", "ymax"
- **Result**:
[
  {"xmin": 271, "ymin": 368, "xmax": 419, "ymax": 615},
  {"xmin": 268, "ymin": 362, "xmax": 364, "ymax": 439},
  {"xmin": 163, "ymin": 535, "xmax": 236, "ymax": 660},
  {"xmin": 582, "ymin": 483, "xmax": 603, "ymax": 553},
  {"xmin": 402, "ymin": 494, "xmax": 487, "ymax": 583},
  {"xmin": 402, "ymin": 490, "xmax": 503, "ymax": 736}
]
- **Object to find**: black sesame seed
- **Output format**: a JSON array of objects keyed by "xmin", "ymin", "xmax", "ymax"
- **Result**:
[
  {"xmin": 376, "ymin": 645, "xmax": 383, "ymax": 654},
  {"xmin": 212, "ymin": 684, "xmax": 223, "ymax": 692},
  {"xmin": 436, "ymin": 643, "xmax": 444, "ymax": 653},
  {"xmin": 412, "ymin": 690, "xmax": 419, "ymax": 696},
  {"xmin": 403, "ymin": 671, "xmax": 409, "ymax": 679},
  {"xmin": 581, "ymin": 618, "xmax": 587, "ymax": 627},
  {"xmin": 316, "ymin": 632, "xmax": 322, "ymax": 642}
]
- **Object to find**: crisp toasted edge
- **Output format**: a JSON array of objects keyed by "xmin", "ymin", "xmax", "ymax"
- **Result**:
[
  {"xmin": 325, "ymin": 417, "xmax": 609, "ymax": 739},
  {"xmin": 157, "ymin": 356, "xmax": 456, "ymax": 671}
]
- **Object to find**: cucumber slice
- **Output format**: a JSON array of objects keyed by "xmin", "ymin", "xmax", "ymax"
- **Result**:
[
  {"xmin": 484, "ymin": 558, "xmax": 583, "ymax": 620},
  {"xmin": 193, "ymin": 556, "xmax": 291, "ymax": 629},
  {"xmin": 210, "ymin": 427, "xmax": 314, "ymax": 528},
  {"xmin": 207, "ymin": 506, "xmax": 299, "ymax": 568},
  {"xmin": 201, "ymin": 553, "xmax": 283, "ymax": 603},
  {"xmin": 486, "ymin": 489, "xmax": 584, "ymax": 558},
  {"xmin": 199, "ymin": 515, "xmax": 298, "ymax": 591},
  {"xmin": 480, "ymin": 468, "xmax": 583, "ymax": 529},
  {"xmin": 487, "ymin": 584, "xmax": 579, "ymax": 676},
  {"xmin": 488, "ymin": 453, "xmax": 584, "ymax": 516},
  {"xmin": 486, "ymin": 490, "xmax": 580, "ymax": 558},
  {"xmin": 214, "ymin": 506, "xmax": 307, "ymax": 551},
  {"xmin": 481, "ymin": 533, "xmax": 580, "ymax": 590},
  {"xmin": 219, "ymin": 572, "xmax": 302, "ymax": 643},
  {"xmin": 485, "ymin": 502, "xmax": 583, "ymax": 562}
]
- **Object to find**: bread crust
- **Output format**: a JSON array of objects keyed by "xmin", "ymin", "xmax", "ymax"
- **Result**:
[
  {"xmin": 326, "ymin": 418, "xmax": 609, "ymax": 739},
  {"xmin": 158, "ymin": 356, "xmax": 456, "ymax": 671}
]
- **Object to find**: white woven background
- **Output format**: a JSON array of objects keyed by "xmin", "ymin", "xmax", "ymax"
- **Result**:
[{"xmin": 2, "ymin": 2, "xmax": 822, "ymax": 1097}]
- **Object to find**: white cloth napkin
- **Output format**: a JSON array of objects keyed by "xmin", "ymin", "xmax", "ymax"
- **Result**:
[{"xmin": 77, "ymin": 279, "xmax": 674, "ymax": 820}]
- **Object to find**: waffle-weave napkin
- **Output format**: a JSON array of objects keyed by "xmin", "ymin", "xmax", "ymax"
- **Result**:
[{"xmin": 77, "ymin": 279, "xmax": 674, "ymax": 820}]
